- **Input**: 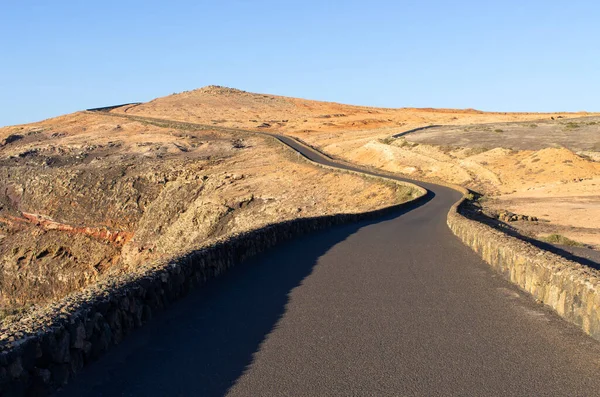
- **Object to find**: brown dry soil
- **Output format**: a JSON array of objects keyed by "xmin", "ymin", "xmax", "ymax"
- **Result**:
[
  {"xmin": 117, "ymin": 86, "xmax": 600, "ymax": 251},
  {"xmin": 0, "ymin": 110, "xmax": 410, "ymax": 320}
]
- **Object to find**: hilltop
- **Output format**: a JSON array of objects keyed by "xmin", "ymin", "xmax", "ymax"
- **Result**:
[{"xmin": 115, "ymin": 85, "xmax": 589, "ymax": 137}]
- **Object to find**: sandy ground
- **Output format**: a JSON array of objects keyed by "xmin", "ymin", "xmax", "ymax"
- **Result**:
[{"xmin": 116, "ymin": 86, "xmax": 600, "ymax": 249}]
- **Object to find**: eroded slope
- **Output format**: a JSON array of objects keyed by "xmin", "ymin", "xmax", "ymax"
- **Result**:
[{"xmin": 0, "ymin": 111, "xmax": 406, "ymax": 317}]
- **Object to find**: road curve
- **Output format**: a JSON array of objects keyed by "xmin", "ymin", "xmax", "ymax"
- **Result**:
[{"xmin": 60, "ymin": 131, "xmax": 600, "ymax": 396}]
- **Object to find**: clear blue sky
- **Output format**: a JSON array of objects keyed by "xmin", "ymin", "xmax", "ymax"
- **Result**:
[{"xmin": 1, "ymin": 1, "xmax": 598, "ymax": 126}]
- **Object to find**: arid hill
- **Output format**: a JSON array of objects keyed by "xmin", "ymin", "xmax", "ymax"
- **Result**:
[
  {"xmin": 115, "ymin": 86, "xmax": 600, "ymax": 250},
  {"xmin": 115, "ymin": 85, "xmax": 592, "ymax": 150}
]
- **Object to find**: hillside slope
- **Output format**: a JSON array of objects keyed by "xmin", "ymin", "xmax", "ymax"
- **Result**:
[
  {"xmin": 0, "ymin": 110, "xmax": 407, "ymax": 318},
  {"xmin": 118, "ymin": 86, "xmax": 600, "ymax": 249}
]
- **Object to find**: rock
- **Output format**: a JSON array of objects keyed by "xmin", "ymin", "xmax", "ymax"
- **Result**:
[
  {"xmin": 84, "ymin": 313, "xmax": 97, "ymax": 340},
  {"xmin": 70, "ymin": 322, "xmax": 86, "ymax": 349},
  {"xmin": 142, "ymin": 305, "xmax": 152, "ymax": 322},
  {"xmin": 82, "ymin": 341, "xmax": 92, "ymax": 358},
  {"xmin": 50, "ymin": 331, "xmax": 70, "ymax": 363},
  {"xmin": 8, "ymin": 357, "xmax": 23, "ymax": 379},
  {"xmin": 20, "ymin": 338, "xmax": 38, "ymax": 369},
  {"xmin": 90, "ymin": 320, "xmax": 112, "ymax": 359},
  {"xmin": 133, "ymin": 301, "xmax": 144, "ymax": 327},
  {"xmin": 119, "ymin": 296, "xmax": 130, "ymax": 312},
  {"xmin": 33, "ymin": 367, "xmax": 51, "ymax": 384},
  {"xmin": 106, "ymin": 310, "xmax": 123, "ymax": 344},
  {"xmin": 0, "ymin": 366, "xmax": 9, "ymax": 384},
  {"xmin": 69, "ymin": 350, "xmax": 84, "ymax": 373},
  {"xmin": 51, "ymin": 363, "xmax": 69, "ymax": 385},
  {"xmin": 0, "ymin": 352, "xmax": 9, "ymax": 366},
  {"xmin": 497, "ymin": 210, "xmax": 537, "ymax": 223},
  {"xmin": 0, "ymin": 134, "xmax": 23, "ymax": 146}
]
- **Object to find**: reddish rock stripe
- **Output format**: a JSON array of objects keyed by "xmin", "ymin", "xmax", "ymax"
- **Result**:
[{"xmin": 2, "ymin": 213, "xmax": 133, "ymax": 246}]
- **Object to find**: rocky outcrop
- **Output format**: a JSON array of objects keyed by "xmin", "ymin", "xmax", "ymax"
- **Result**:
[
  {"xmin": 490, "ymin": 210, "xmax": 538, "ymax": 223},
  {"xmin": 3, "ymin": 213, "xmax": 132, "ymax": 246}
]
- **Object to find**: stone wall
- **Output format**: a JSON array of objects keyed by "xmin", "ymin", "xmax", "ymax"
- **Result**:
[
  {"xmin": 341, "ymin": 153, "xmax": 600, "ymax": 342},
  {"xmin": 332, "ymin": 153, "xmax": 600, "ymax": 343},
  {"xmin": 447, "ymin": 193, "xmax": 600, "ymax": 341},
  {"xmin": 0, "ymin": 152, "xmax": 426, "ymax": 395}
]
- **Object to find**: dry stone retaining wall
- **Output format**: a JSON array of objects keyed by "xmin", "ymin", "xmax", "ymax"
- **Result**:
[
  {"xmin": 447, "ymin": 194, "xmax": 600, "ymax": 341},
  {"xmin": 0, "ymin": 160, "xmax": 426, "ymax": 396},
  {"xmin": 348, "ymin": 155, "xmax": 600, "ymax": 342},
  {"xmin": 279, "ymin": 134, "xmax": 600, "ymax": 348}
]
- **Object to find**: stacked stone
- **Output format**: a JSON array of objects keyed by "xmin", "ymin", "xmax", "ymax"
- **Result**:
[
  {"xmin": 447, "ymin": 193, "xmax": 600, "ymax": 343},
  {"xmin": 0, "ymin": 193, "xmax": 426, "ymax": 396}
]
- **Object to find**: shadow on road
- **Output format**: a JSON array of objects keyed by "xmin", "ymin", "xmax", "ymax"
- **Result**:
[{"xmin": 60, "ymin": 195, "xmax": 432, "ymax": 397}]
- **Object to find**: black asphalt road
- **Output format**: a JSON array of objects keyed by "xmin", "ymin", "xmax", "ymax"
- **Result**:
[{"xmin": 60, "ymin": 135, "xmax": 600, "ymax": 396}]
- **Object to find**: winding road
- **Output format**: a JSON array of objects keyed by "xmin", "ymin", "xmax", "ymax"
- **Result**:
[{"xmin": 60, "ymin": 126, "xmax": 600, "ymax": 396}]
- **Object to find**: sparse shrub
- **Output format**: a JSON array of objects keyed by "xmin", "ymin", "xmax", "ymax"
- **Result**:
[
  {"xmin": 437, "ymin": 145, "xmax": 453, "ymax": 153},
  {"xmin": 379, "ymin": 137, "xmax": 395, "ymax": 145},
  {"xmin": 565, "ymin": 122, "xmax": 581, "ymax": 129},
  {"xmin": 467, "ymin": 147, "xmax": 491, "ymax": 156},
  {"xmin": 476, "ymin": 195, "xmax": 489, "ymax": 203},
  {"xmin": 396, "ymin": 187, "xmax": 417, "ymax": 203},
  {"xmin": 494, "ymin": 129, "xmax": 504, "ymax": 133},
  {"xmin": 529, "ymin": 124, "xmax": 538, "ymax": 128},
  {"xmin": 540, "ymin": 234, "xmax": 585, "ymax": 247},
  {"xmin": 232, "ymin": 139, "xmax": 246, "ymax": 149}
]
